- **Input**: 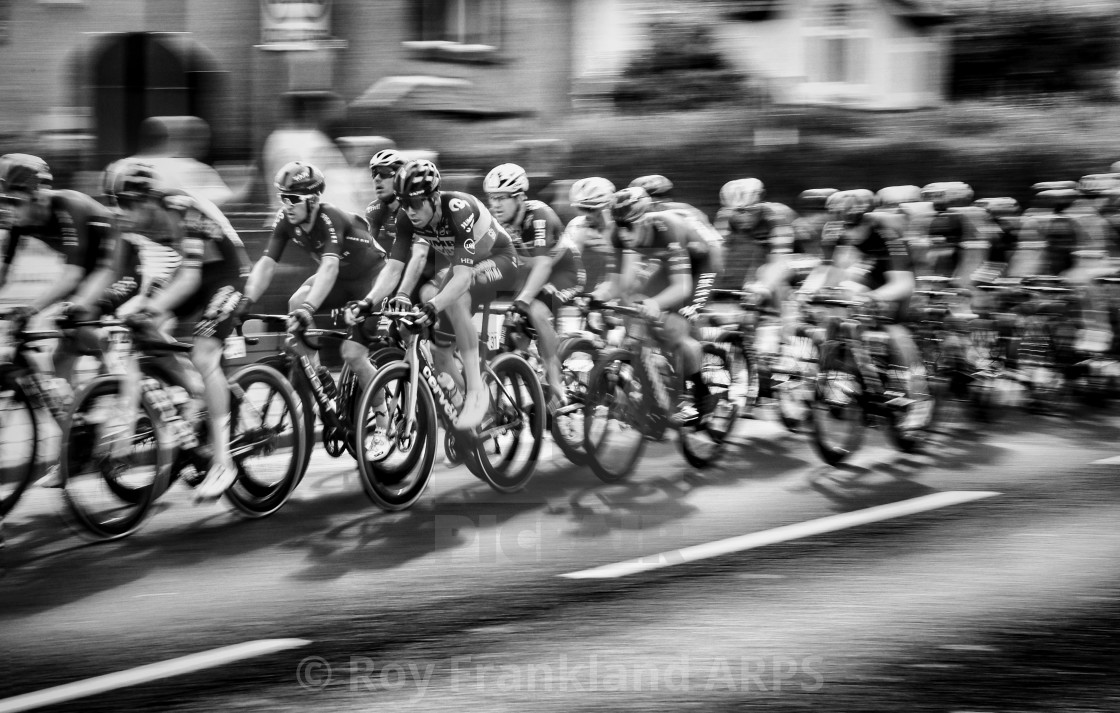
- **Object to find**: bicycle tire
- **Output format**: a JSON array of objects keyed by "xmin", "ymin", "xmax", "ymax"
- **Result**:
[
  {"xmin": 354, "ymin": 361, "xmax": 437, "ymax": 511},
  {"xmin": 679, "ymin": 342, "xmax": 739, "ymax": 469},
  {"xmin": 256, "ymin": 353, "xmax": 316, "ymax": 478},
  {"xmin": 549, "ymin": 336, "xmax": 597, "ymax": 466},
  {"xmin": 223, "ymin": 363, "xmax": 307, "ymax": 518},
  {"xmin": 810, "ymin": 343, "xmax": 866, "ymax": 466},
  {"xmin": 473, "ymin": 352, "xmax": 546, "ymax": 493},
  {"xmin": 582, "ymin": 349, "xmax": 648, "ymax": 483},
  {"xmin": 0, "ymin": 379, "xmax": 38, "ymax": 519},
  {"xmin": 60, "ymin": 375, "xmax": 169, "ymax": 540},
  {"xmin": 775, "ymin": 332, "xmax": 818, "ymax": 432}
]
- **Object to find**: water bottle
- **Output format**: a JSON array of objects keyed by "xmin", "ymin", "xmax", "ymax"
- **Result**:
[{"xmin": 436, "ymin": 372, "xmax": 464, "ymax": 409}]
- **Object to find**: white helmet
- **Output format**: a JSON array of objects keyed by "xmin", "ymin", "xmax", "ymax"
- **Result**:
[
  {"xmin": 875, "ymin": 185, "xmax": 921, "ymax": 209},
  {"xmin": 570, "ymin": 177, "xmax": 616, "ymax": 209},
  {"xmin": 720, "ymin": 178, "xmax": 765, "ymax": 210},
  {"xmin": 484, "ymin": 163, "xmax": 530, "ymax": 195},
  {"xmin": 920, "ymin": 181, "xmax": 974, "ymax": 209}
]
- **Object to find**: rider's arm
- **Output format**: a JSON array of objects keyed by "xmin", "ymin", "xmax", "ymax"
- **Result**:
[
  {"xmin": 388, "ymin": 214, "xmax": 431, "ymax": 300},
  {"xmin": 650, "ymin": 240, "xmax": 693, "ymax": 312},
  {"xmin": 364, "ymin": 258, "xmax": 406, "ymax": 305},
  {"xmin": 515, "ymin": 207, "xmax": 564, "ymax": 304},
  {"xmin": 302, "ymin": 255, "xmax": 340, "ymax": 311},
  {"xmin": 242, "ymin": 255, "xmax": 277, "ymax": 304},
  {"xmin": 428, "ymin": 263, "xmax": 471, "ymax": 311}
]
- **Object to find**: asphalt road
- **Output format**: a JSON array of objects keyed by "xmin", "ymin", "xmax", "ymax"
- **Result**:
[{"xmin": 2, "ymin": 399, "xmax": 1120, "ymax": 712}]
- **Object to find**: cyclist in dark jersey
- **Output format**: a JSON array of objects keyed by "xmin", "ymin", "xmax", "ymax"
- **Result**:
[
  {"xmin": 106, "ymin": 158, "xmax": 252, "ymax": 501},
  {"xmin": 485, "ymin": 162, "xmax": 581, "ymax": 406},
  {"xmin": 594, "ymin": 186, "xmax": 715, "ymax": 424},
  {"xmin": 388, "ymin": 159, "xmax": 522, "ymax": 431},
  {"xmin": 240, "ymin": 161, "xmax": 385, "ymax": 393},
  {"xmin": 716, "ymin": 178, "xmax": 807, "ymax": 301},
  {"xmin": 0, "ymin": 154, "xmax": 120, "ymax": 382},
  {"xmin": 909, "ymin": 182, "xmax": 989, "ymax": 287}
]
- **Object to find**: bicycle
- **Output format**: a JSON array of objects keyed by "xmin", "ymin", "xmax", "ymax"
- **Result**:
[
  {"xmin": 353, "ymin": 306, "xmax": 546, "ymax": 511},
  {"xmin": 0, "ymin": 308, "xmax": 109, "ymax": 519},
  {"xmin": 247, "ymin": 312, "xmax": 404, "ymax": 473},
  {"xmin": 59, "ymin": 320, "xmax": 306, "ymax": 539},
  {"xmin": 809, "ymin": 288, "xmax": 936, "ymax": 466},
  {"xmin": 580, "ymin": 303, "xmax": 740, "ymax": 482}
]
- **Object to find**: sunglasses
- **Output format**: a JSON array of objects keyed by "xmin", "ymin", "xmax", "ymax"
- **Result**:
[
  {"xmin": 402, "ymin": 194, "xmax": 431, "ymax": 211},
  {"xmin": 488, "ymin": 192, "xmax": 520, "ymax": 202},
  {"xmin": 0, "ymin": 194, "xmax": 29, "ymax": 208},
  {"xmin": 279, "ymin": 193, "xmax": 313, "ymax": 207},
  {"xmin": 371, "ymin": 167, "xmax": 397, "ymax": 180}
]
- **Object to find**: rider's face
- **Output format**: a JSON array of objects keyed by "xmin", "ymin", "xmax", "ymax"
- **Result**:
[
  {"xmin": 404, "ymin": 195, "xmax": 435, "ymax": 227},
  {"xmin": 280, "ymin": 193, "xmax": 315, "ymax": 224},
  {"xmin": 372, "ymin": 168, "xmax": 396, "ymax": 202},
  {"xmin": 487, "ymin": 193, "xmax": 520, "ymax": 224},
  {"xmin": 0, "ymin": 191, "xmax": 34, "ymax": 227},
  {"xmin": 578, "ymin": 206, "xmax": 605, "ymax": 229},
  {"xmin": 615, "ymin": 221, "xmax": 640, "ymax": 248},
  {"xmin": 114, "ymin": 196, "xmax": 149, "ymax": 232}
]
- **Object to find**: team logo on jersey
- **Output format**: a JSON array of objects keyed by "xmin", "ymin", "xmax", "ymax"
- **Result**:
[
  {"xmin": 460, "ymin": 215, "xmax": 476, "ymax": 233},
  {"xmin": 450, "ymin": 198, "xmax": 469, "ymax": 212},
  {"xmin": 463, "ymin": 238, "xmax": 476, "ymax": 254},
  {"xmin": 533, "ymin": 219, "xmax": 547, "ymax": 247}
]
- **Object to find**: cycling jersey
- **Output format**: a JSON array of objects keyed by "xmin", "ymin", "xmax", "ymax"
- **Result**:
[
  {"xmin": 563, "ymin": 214, "xmax": 616, "ymax": 292},
  {"xmin": 265, "ymin": 203, "xmax": 382, "ymax": 281},
  {"xmin": 827, "ymin": 213, "xmax": 914, "ymax": 292},
  {"xmin": 610, "ymin": 211, "xmax": 693, "ymax": 308},
  {"xmin": 3, "ymin": 189, "xmax": 117, "ymax": 278},
  {"xmin": 506, "ymin": 199, "xmax": 584, "ymax": 303},
  {"xmin": 715, "ymin": 201, "xmax": 800, "ymax": 287},
  {"xmin": 392, "ymin": 191, "xmax": 514, "ymax": 268},
  {"xmin": 364, "ymin": 198, "xmax": 400, "ymax": 256},
  {"xmin": 1029, "ymin": 212, "xmax": 1083, "ymax": 275}
]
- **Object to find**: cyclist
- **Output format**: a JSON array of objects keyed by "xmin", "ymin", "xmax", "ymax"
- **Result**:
[
  {"xmin": 908, "ymin": 182, "xmax": 990, "ymax": 287},
  {"xmin": 593, "ymin": 186, "xmax": 714, "ymax": 425},
  {"xmin": 0, "ymin": 154, "xmax": 120, "ymax": 383},
  {"xmin": 630, "ymin": 174, "xmax": 724, "ymax": 312},
  {"xmin": 806, "ymin": 189, "xmax": 931, "ymax": 428},
  {"xmin": 793, "ymin": 188, "xmax": 838, "ymax": 259},
  {"xmin": 484, "ymin": 162, "xmax": 582, "ymax": 407},
  {"xmin": 715, "ymin": 178, "xmax": 803, "ymax": 303},
  {"xmin": 105, "ymin": 159, "xmax": 252, "ymax": 501},
  {"xmin": 364, "ymin": 149, "xmax": 408, "ymax": 255},
  {"xmin": 386, "ymin": 159, "xmax": 522, "ymax": 432},
  {"xmin": 563, "ymin": 177, "xmax": 618, "ymax": 296},
  {"xmin": 239, "ymin": 161, "xmax": 385, "ymax": 395}
]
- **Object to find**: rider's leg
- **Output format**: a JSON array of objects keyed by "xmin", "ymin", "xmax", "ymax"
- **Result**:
[
  {"xmin": 528, "ymin": 297, "xmax": 564, "ymax": 404},
  {"xmin": 443, "ymin": 293, "xmax": 487, "ymax": 431},
  {"xmin": 192, "ymin": 335, "xmax": 236, "ymax": 498}
]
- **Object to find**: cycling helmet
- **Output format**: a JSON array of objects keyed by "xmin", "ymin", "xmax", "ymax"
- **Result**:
[
  {"xmin": 569, "ymin": 177, "xmax": 616, "ymax": 209},
  {"xmin": 610, "ymin": 186, "xmax": 652, "ymax": 225},
  {"xmin": 1078, "ymin": 173, "xmax": 1120, "ymax": 197},
  {"xmin": 1031, "ymin": 180, "xmax": 1078, "ymax": 192},
  {"xmin": 0, "ymin": 153, "xmax": 52, "ymax": 194},
  {"xmin": 719, "ymin": 178, "xmax": 765, "ymax": 210},
  {"xmin": 973, "ymin": 197, "xmax": 1020, "ymax": 217},
  {"xmin": 1033, "ymin": 188, "xmax": 1079, "ymax": 212},
  {"xmin": 629, "ymin": 174, "xmax": 673, "ymax": 198},
  {"xmin": 797, "ymin": 188, "xmax": 838, "ymax": 211},
  {"xmin": 484, "ymin": 163, "xmax": 530, "ymax": 195},
  {"xmin": 274, "ymin": 161, "xmax": 325, "ymax": 195},
  {"xmin": 826, "ymin": 189, "xmax": 876, "ymax": 225},
  {"xmin": 393, "ymin": 159, "xmax": 441, "ymax": 201},
  {"xmin": 105, "ymin": 158, "xmax": 163, "ymax": 201},
  {"xmin": 920, "ymin": 181, "xmax": 973, "ymax": 210},
  {"xmin": 368, "ymin": 149, "xmax": 406, "ymax": 179},
  {"xmin": 875, "ymin": 185, "xmax": 921, "ymax": 209}
]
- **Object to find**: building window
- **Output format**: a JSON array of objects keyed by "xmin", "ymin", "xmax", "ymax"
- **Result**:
[
  {"xmin": 804, "ymin": 0, "xmax": 870, "ymax": 85},
  {"xmin": 414, "ymin": 0, "xmax": 503, "ymax": 48}
]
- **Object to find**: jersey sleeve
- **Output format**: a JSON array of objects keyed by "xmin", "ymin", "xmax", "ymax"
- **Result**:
[
  {"xmin": 261, "ymin": 210, "xmax": 289, "ymax": 263},
  {"xmin": 524, "ymin": 202, "xmax": 563, "ymax": 259},
  {"xmin": 446, "ymin": 194, "xmax": 494, "ymax": 268},
  {"xmin": 391, "ymin": 211, "xmax": 419, "ymax": 263}
]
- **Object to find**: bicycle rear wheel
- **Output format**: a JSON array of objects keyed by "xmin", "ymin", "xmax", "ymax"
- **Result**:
[
  {"xmin": 549, "ymin": 336, "xmax": 596, "ymax": 466},
  {"xmin": 223, "ymin": 364, "xmax": 306, "ymax": 518},
  {"xmin": 679, "ymin": 343, "xmax": 739, "ymax": 469},
  {"xmin": 810, "ymin": 343, "xmax": 866, "ymax": 466},
  {"xmin": 583, "ymin": 350, "xmax": 648, "ymax": 483},
  {"xmin": 355, "ymin": 361, "xmax": 436, "ymax": 511},
  {"xmin": 0, "ymin": 380, "xmax": 37, "ymax": 519},
  {"xmin": 473, "ymin": 352, "xmax": 546, "ymax": 493},
  {"xmin": 61, "ymin": 375, "xmax": 168, "ymax": 540}
]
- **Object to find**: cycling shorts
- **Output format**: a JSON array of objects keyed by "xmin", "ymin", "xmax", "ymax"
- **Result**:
[{"xmin": 172, "ymin": 271, "xmax": 245, "ymax": 341}]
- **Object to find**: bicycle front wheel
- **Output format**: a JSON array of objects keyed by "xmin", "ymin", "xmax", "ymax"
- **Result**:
[
  {"xmin": 223, "ymin": 363, "xmax": 307, "ymax": 518},
  {"xmin": 0, "ymin": 380, "xmax": 38, "ymax": 519},
  {"xmin": 810, "ymin": 343, "xmax": 866, "ymax": 466},
  {"xmin": 679, "ymin": 342, "xmax": 740, "ymax": 469},
  {"xmin": 549, "ymin": 336, "xmax": 597, "ymax": 466},
  {"xmin": 583, "ymin": 350, "xmax": 648, "ymax": 483},
  {"xmin": 355, "ymin": 361, "xmax": 437, "ymax": 511},
  {"xmin": 473, "ymin": 352, "xmax": 547, "ymax": 493},
  {"xmin": 61, "ymin": 375, "xmax": 168, "ymax": 540}
]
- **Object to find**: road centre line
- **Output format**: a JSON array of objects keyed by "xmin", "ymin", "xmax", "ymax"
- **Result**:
[
  {"xmin": 1089, "ymin": 455, "xmax": 1120, "ymax": 465},
  {"xmin": 560, "ymin": 490, "xmax": 1001, "ymax": 579},
  {"xmin": 0, "ymin": 638, "xmax": 311, "ymax": 713}
]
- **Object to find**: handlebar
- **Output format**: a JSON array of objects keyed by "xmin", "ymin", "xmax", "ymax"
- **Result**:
[
  {"xmin": 708, "ymin": 288, "xmax": 780, "ymax": 316},
  {"xmin": 246, "ymin": 313, "xmax": 349, "ymax": 351}
]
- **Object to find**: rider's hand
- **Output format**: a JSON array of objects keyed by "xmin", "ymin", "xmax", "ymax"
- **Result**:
[
  {"xmin": 343, "ymin": 298, "xmax": 373, "ymax": 326},
  {"xmin": 411, "ymin": 301, "xmax": 439, "ymax": 329},
  {"xmin": 229, "ymin": 296, "xmax": 254, "ymax": 328},
  {"xmin": 6, "ymin": 304, "xmax": 36, "ymax": 332},
  {"xmin": 505, "ymin": 299, "xmax": 531, "ymax": 324},
  {"xmin": 639, "ymin": 297, "xmax": 662, "ymax": 321},
  {"xmin": 389, "ymin": 292, "xmax": 413, "ymax": 313},
  {"xmin": 287, "ymin": 302, "xmax": 315, "ymax": 333},
  {"xmin": 59, "ymin": 302, "xmax": 94, "ymax": 327}
]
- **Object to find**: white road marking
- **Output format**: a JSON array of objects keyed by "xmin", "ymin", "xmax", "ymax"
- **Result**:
[
  {"xmin": 0, "ymin": 638, "xmax": 311, "ymax": 713},
  {"xmin": 560, "ymin": 490, "xmax": 1001, "ymax": 579},
  {"xmin": 1089, "ymin": 455, "xmax": 1120, "ymax": 465}
]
